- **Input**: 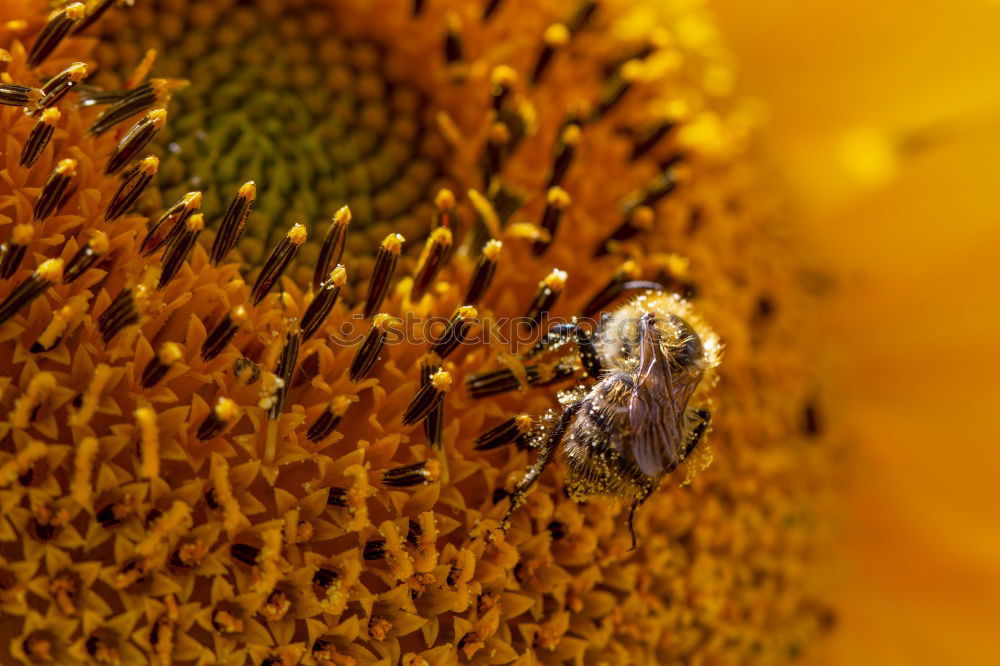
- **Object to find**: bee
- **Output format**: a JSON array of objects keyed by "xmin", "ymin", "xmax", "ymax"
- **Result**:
[{"xmin": 468, "ymin": 284, "xmax": 721, "ymax": 547}]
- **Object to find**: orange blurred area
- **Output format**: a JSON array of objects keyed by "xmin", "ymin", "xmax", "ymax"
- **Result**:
[{"xmin": 710, "ymin": 1, "xmax": 1000, "ymax": 663}]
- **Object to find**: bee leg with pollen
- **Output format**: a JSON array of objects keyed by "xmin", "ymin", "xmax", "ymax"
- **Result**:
[
  {"xmin": 501, "ymin": 401, "xmax": 582, "ymax": 531},
  {"xmin": 627, "ymin": 482, "xmax": 655, "ymax": 551}
]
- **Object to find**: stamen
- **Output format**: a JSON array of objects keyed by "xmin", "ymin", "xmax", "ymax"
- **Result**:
[
  {"xmin": 105, "ymin": 156, "xmax": 158, "ymax": 222},
  {"xmin": 433, "ymin": 189, "xmax": 456, "ymax": 229},
  {"xmin": 34, "ymin": 159, "xmax": 77, "ymax": 221},
  {"xmin": 412, "ymin": 0, "xmax": 426, "ymax": 16},
  {"xmin": 548, "ymin": 123, "xmax": 581, "ymax": 188},
  {"xmin": 10, "ymin": 372, "xmax": 56, "ymax": 429},
  {"xmin": 483, "ymin": 0, "xmax": 505, "ymax": 21},
  {"xmin": 410, "ymin": 227, "xmax": 452, "ymax": 301},
  {"xmin": 425, "ymin": 396, "xmax": 444, "ymax": 449},
  {"xmin": 464, "ymin": 240, "xmax": 502, "ymax": 305},
  {"xmin": 62, "ymin": 230, "xmax": 109, "ymax": 284},
  {"xmin": 0, "ymin": 83, "xmax": 42, "ymax": 108},
  {"xmin": 326, "ymin": 487, "xmax": 348, "ymax": 508},
  {"xmin": 631, "ymin": 119, "xmax": 676, "ymax": 160},
  {"xmin": 251, "ymin": 223, "xmax": 306, "ymax": 305},
  {"xmin": 307, "ymin": 395, "xmax": 352, "ymax": 443},
  {"xmin": 582, "ymin": 259, "xmax": 642, "ymax": 316},
  {"xmin": 269, "ymin": 331, "xmax": 300, "ymax": 419},
  {"xmin": 592, "ymin": 59, "xmax": 644, "ymax": 120},
  {"xmin": 27, "ymin": 3, "xmax": 85, "ymax": 68},
  {"xmin": 402, "ymin": 370, "xmax": 452, "ymax": 426},
  {"xmin": 311, "ymin": 205, "xmax": 350, "ymax": 290},
  {"xmin": 71, "ymin": 436, "xmax": 98, "ymax": 505},
  {"xmin": 466, "ymin": 366, "xmax": 529, "ymax": 398},
  {"xmin": 210, "ymin": 181, "xmax": 256, "ymax": 265},
  {"xmin": 411, "ymin": 512, "xmax": 439, "ymax": 572},
  {"xmin": 89, "ymin": 78, "xmax": 169, "ymax": 135},
  {"xmin": 481, "ymin": 122, "xmax": 511, "ymax": 189},
  {"xmin": 532, "ymin": 187, "xmax": 571, "ymax": 256},
  {"xmin": 73, "ymin": 0, "xmax": 118, "ymax": 35},
  {"xmin": 233, "ymin": 356, "xmax": 261, "ymax": 385},
  {"xmin": 200, "ymin": 305, "xmax": 247, "ymax": 361},
  {"xmin": 302, "ymin": 265, "xmax": 346, "ymax": 341},
  {"xmin": 32, "ymin": 295, "xmax": 86, "ymax": 353},
  {"xmin": 382, "ymin": 459, "xmax": 441, "ymax": 488},
  {"xmin": 523, "ymin": 269, "xmax": 568, "ymax": 328},
  {"xmin": 444, "ymin": 13, "xmax": 464, "ymax": 65},
  {"xmin": 19, "ymin": 108, "xmax": 60, "ymax": 169},
  {"xmin": 97, "ymin": 282, "xmax": 149, "ymax": 346},
  {"xmin": 349, "ymin": 313, "xmax": 398, "ymax": 382},
  {"xmin": 430, "ymin": 305, "xmax": 477, "ymax": 360},
  {"xmin": 490, "ymin": 65, "xmax": 517, "ymax": 112},
  {"xmin": 531, "ymin": 23, "xmax": 569, "ymax": 85},
  {"xmin": 0, "ymin": 224, "xmax": 34, "ymax": 279},
  {"xmin": 380, "ymin": 520, "xmax": 414, "ymax": 580},
  {"xmin": 363, "ymin": 234, "xmax": 404, "ymax": 318},
  {"xmin": 68, "ymin": 363, "xmax": 112, "ymax": 427},
  {"xmin": 158, "ymin": 212, "xmax": 203, "ymax": 289},
  {"xmin": 141, "ymin": 190, "xmax": 202, "ymax": 257},
  {"xmin": 105, "ymin": 109, "xmax": 167, "ymax": 175},
  {"xmin": 197, "ymin": 397, "xmax": 240, "ymax": 441},
  {"xmin": 135, "ymin": 407, "xmax": 160, "ymax": 480},
  {"xmin": 363, "ymin": 538, "xmax": 386, "ymax": 560},
  {"xmin": 140, "ymin": 341, "xmax": 182, "ymax": 389},
  {"xmin": 567, "ymin": 1, "xmax": 598, "ymax": 34},
  {"xmin": 251, "ymin": 527, "xmax": 283, "ymax": 594},
  {"xmin": 34, "ymin": 62, "xmax": 87, "ymax": 113},
  {"xmin": 474, "ymin": 414, "xmax": 533, "ymax": 451},
  {"xmin": 136, "ymin": 501, "xmax": 191, "ymax": 559},
  {"xmin": 208, "ymin": 459, "xmax": 242, "ymax": 538},
  {"xmin": 0, "ymin": 258, "xmax": 63, "ymax": 326},
  {"xmin": 595, "ymin": 203, "xmax": 655, "ymax": 257},
  {"xmin": 0, "ymin": 49, "xmax": 11, "ymax": 74}
]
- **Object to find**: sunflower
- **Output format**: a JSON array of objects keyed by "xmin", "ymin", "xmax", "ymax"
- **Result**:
[{"xmin": 0, "ymin": 1, "xmax": 834, "ymax": 664}]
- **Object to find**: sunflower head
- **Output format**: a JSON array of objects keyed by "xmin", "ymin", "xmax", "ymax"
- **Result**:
[{"xmin": 0, "ymin": 0, "xmax": 834, "ymax": 663}]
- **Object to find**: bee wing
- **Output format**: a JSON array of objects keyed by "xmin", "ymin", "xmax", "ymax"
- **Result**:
[{"xmin": 625, "ymin": 314, "xmax": 696, "ymax": 478}]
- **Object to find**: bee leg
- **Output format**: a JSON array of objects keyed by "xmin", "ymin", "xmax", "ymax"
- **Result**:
[
  {"xmin": 521, "ymin": 323, "xmax": 577, "ymax": 360},
  {"xmin": 627, "ymin": 483, "xmax": 654, "ymax": 550},
  {"xmin": 501, "ymin": 401, "xmax": 582, "ymax": 530}
]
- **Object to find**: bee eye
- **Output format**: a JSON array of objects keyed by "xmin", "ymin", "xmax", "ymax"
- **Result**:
[{"xmin": 667, "ymin": 315, "xmax": 704, "ymax": 369}]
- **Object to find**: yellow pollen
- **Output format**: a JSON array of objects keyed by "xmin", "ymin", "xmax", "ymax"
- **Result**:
[
  {"xmin": 546, "ymin": 186, "xmax": 571, "ymax": 208},
  {"xmin": 561, "ymin": 123, "xmax": 582, "ymax": 146},
  {"xmin": 139, "ymin": 155, "xmax": 159, "ymax": 174},
  {"xmin": 287, "ymin": 223, "xmax": 307, "ymax": 246},
  {"xmin": 56, "ymin": 158, "xmax": 78, "ymax": 176},
  {"xmin": 147, "ymin": 108, "xmax": 167, "ymax": 129},
  {"xmin": 35, "ymin": 258, "xmax": 63, "ymax": 282},
  {"xmin": 333, "ymin": 205, "xmax": 351, "ymax": 225},
  {"xmin": 329, "ymin": 264, "xmax": 347, "ymax": 287},
  {"xmin": 372, "ymin": 313, "xmax": 398, "ymax": 331},
  {"xmin": 157, "ymin": 341, "xmax": 183, "ymax": 365},
  {"xmin": 482, "ymin": 239, "xmax": 503, "ymax": 261},
  {"xmin": 379, "ymin": 520, "xmax": 414, "ymax": 581},
  {"xmin": 457, "ymin": 305, "xmax": 478, "ymax": 320},
  {"xmin": 238, "ymin": 181, "xmax": 256, "ymax": 200},
  {"xmin": 428, "ymin": 227, "xmax": 452, "ymax": 246},
  {"xmin": 231, "ymin": 305, "xmax": 248, "ymax": 325},
  {"xmin": 214, "ymin": 397, "xmax": 239, "ymax": 423},
  {"xmin": 211, "ymin": 453, "xmax": 245, "ymax": 535},
  {"xmin": 515, "ymin": 414, "xmax": 534, "ymax": 433},
  {"xmin": 631, "ymin": 205, "xmax": 655, "ymax": 230},
  {"xmin": 430, "ymin": 370, "xmax": 453, "ymax": 392},
  {"xmin": 543, "ymin": 23, "xmax": 570, "ymax": 47},
  {"xmin": 543, "ymin": 269, "xmax": 568, "ymax": 291},
  {"xmin": 66, "ymin": 62, "xmax": 88, "ymax": 81},
  {"xmin": 381, "ymin": 233, "xmax": 405, "ymax": 254},
  {"xmin": 186, "ymin": 213, "xmax": 205, "ymax": 232},
  {"xmin": 434, "ymin": 188, "xmax": 456, "ymax": 211}
]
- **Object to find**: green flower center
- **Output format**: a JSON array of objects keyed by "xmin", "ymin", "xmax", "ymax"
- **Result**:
[{"xmin": 94, "ymin": 0, "xmax": 448, "ymax": 282}]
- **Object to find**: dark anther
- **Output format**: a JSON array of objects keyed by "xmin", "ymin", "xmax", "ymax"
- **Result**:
[
  {"xmin": 302, "ymin": 266, "xmax": 345, "ymax": 341},
  {"xmin": 105, "ymin": 156, "xmax": 158, "ymax": 222},
  {"xmin": 326, "ymin": 487, "xmax": 348, "ymax": 508},
  {"xmin": 363, "ymin": 234, "xmax": 403, "ymax": 318},
  {"xmin": 20, "ymin": 108, "xmax": 60, "ymax": 169},
  {"xmin": 382, "ymin": 460, "xmax": 439, "ymax": 488},
  {"xmin": 251, "ymin": 224, "xmax": 306, "ymax": 305},
  {"xmin": 105, "ymin": 109, "xmax": 167, "ymax": 175},
  {"xmin": 210, "ymin": 182, "xmax": 256, "ymax": 265},
  {"xmin": 201, "ymin": 306, "xmax": 247, "ymax": 361},
  {"xmin": 532, "ymin": 187, "xmax": 571, "ymax": 256},
  {"xmin": 464, "ymin": 240, "xmax": 502, "ymax": 305},
  {"xmin": 27, "ymin": 3, "xmax": 85, "ymax": 67},
  {"xmin": 33, "ymin": 158, "xmax": 77, "ymax": 221},
  {"xmin": 141, "ymin": 191, "xmax": 202, "ymax": 257},
  {"xmin": 311, "ymin": 206, "xmax": 350, "ymax": 290},
  {"xmin": 363, "ymin": 539, "xmax": 386, "ymax": 560},
  {"xmin": 230, "ymin": 543, "xmax": 259, "ymax": 566}
]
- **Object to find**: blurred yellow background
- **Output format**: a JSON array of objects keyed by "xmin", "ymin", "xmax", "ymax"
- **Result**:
[{"xmin": 710, "ymin": 1, "xmax": 1000, "ymax": 663}]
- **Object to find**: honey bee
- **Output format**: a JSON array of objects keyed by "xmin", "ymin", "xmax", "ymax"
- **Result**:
[{"xmin": 468, "ymin": 285, "xmax": 721, "ymax": 547}]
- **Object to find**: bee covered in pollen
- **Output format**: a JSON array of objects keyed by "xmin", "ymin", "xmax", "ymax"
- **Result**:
[{"xmin": 469, "ymin": 286, "xmax": 721, "ymax": 547}]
